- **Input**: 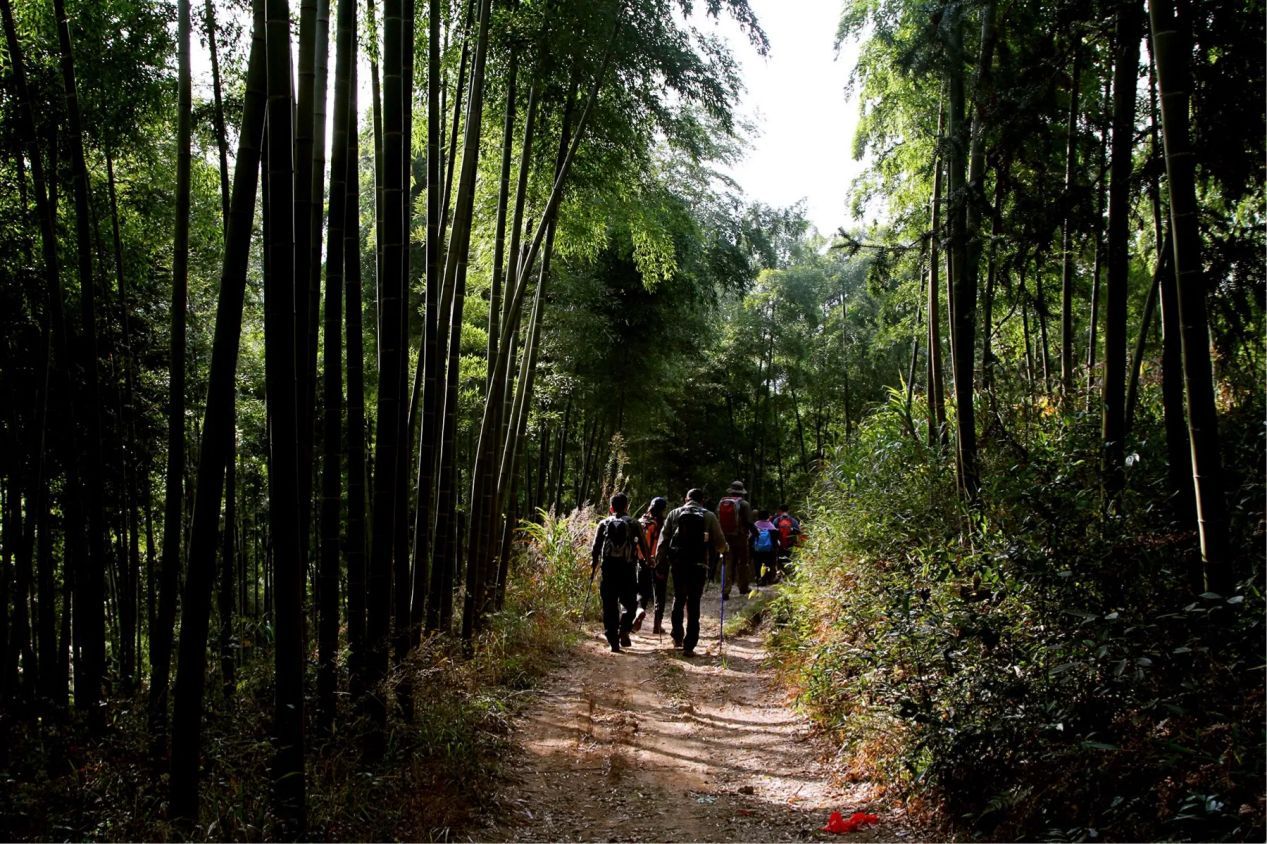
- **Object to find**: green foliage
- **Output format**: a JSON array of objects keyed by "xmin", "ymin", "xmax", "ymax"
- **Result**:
[{"xmin": 770, "ymin": 402, "xmax": 1266, "ymax": 841}]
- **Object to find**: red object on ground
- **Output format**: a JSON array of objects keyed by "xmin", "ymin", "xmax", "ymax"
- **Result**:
[{"xmin": 821, "ymin": 810, "xmax": 880, "ymax": 833}]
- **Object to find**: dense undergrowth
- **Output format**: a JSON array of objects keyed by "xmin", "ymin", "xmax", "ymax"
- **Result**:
[
  {"xmin": 769, "ymin": 391, "xmax": 1266, "ymax": 842},
  {"xmin": 0, "ymin": 506, "xmax": 598, "ymax": 842}
]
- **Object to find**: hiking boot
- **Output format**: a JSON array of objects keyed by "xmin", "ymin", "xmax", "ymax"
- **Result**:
[
  {"xmin": 610, "ymin": 644, "xmax": 623, "ymax": 653},
  {"xmin": 671, "ymin": 633, "xmax": 684, "ymax": 648},
  {"xmin": 652, "ymin": 622, "xmax": 665, "ymax": 635},
  {"xmin": 721, "ymin": 592, "xmax": 730, "ymax": 602},
  {"xmin": 620, "ymin": 633, "xmax": 632, "ymax": 648},
  {"xmin": 681, "ymin": 648, "xmax": 696, "ymax": 658},
  {"xmin": 632, "ymin": 608, "xmax": 646, "ymax": 632}
]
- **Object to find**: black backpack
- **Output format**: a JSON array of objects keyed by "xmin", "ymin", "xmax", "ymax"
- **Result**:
[
  {"xmin": 601, "ymin": 515, "xmax": 637, "ymax": 562},
  {"xmin": 669, "ymin": 506, "xmax": 708, "ymax": 565}
]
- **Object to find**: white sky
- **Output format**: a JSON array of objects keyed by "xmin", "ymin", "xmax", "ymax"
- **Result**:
[{"xmin": 699, "ymin": 0, "xmax": 865, "ymax": 237}]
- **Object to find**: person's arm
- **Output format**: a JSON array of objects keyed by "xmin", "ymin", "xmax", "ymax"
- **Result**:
[
  {"xmin": 656, "ymin": 511, "xmax": 676, "ymax": 565},
  {"xmin": 591, "ymin": 520, "xmax": 605, "ymax": 570}
]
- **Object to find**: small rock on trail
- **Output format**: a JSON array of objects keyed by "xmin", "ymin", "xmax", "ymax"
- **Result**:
[{"xmin": 474, "ymin": 587, "xmax": 912, "ymax": 842}]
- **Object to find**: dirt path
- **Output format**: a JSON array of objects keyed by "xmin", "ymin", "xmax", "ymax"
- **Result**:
[{"xmin": 476, "ymin": 586, "xmax": 913, "ymax": 842}]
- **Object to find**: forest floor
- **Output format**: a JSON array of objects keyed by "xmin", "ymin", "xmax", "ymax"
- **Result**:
[{"xmin": 471, "ymin": 585, "xmax": 920, "ymax": 843}]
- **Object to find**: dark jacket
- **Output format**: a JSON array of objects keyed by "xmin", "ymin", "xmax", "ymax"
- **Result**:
[
  {"xmin": 655, "ymin": 502, "xmax": 728, "ymax": 566},
  {"xmin": 591, "ymin": 513, "xmax": 651, "ymax": 567}
]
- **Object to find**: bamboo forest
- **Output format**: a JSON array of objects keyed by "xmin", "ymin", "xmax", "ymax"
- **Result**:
[{"xmin": 0, "ymin": 0, "xmax": 1262, "ymax": 839}]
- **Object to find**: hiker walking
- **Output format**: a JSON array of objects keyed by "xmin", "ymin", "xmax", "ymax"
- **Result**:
[
  {"xmin": 657, "ymin": 488, "xmax": 727, "ymax": 657},
  {"xmin": 590, "ymin": 492, "xmax": 651, "ymax": 653},
  {"xmin": 771, "ymin": 503, "xmax": 802, "ymax": 582},
  {"xmin": 635, "ymin": 496, "xmax": 669, "ymax": 634},
  {"xmin": 752, "ymin": 509, "xmax": 778, "ymax": 585},
  {"xmin": 717, "ymin": 481, "xmax": 755, "ymax": 601}
]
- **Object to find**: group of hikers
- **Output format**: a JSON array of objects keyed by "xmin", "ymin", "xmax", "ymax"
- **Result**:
[{"xmin": 589, "ymin": 481, "xmax": 802, "ymax": 656}]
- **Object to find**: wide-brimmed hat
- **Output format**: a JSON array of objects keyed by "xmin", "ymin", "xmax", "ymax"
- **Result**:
[{"xmin": 727, "ymin": 480, "xmax": 748, "ymax": 495}]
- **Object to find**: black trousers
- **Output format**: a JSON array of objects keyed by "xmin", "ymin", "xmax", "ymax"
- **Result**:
[
  {"xmin": 753, "ymin": 550, "xmax": 775, "ymax": 584},
  {"xmin": 600, "ymin": 558, "xmax": 638, "ymax": 647},
  {"xmin": 670, "ymin": 559, "xmax": 708, "ymax": 651},
  {"xmin": 653, "ymin": 562, "xmax": 669, "ymax": 627},
  {"xmin": 637, "ymin": 561, "xmax": 654, "ymax": 610}
]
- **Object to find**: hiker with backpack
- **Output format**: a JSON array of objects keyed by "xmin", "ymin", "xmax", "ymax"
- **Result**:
[
  {"xmin": 635, "ymin": 496, "xmax": 669, "ymax": 635},
  {"xmin": 656, "ymin": 488, "xmax": 728, "ymax": 657},
  {"xmin": 590, "ymin": 492, "xmax": 652, "ymax": 653},
  {"xmin": 717, "ymin": 481, "xmax": 755, "ymax": 601},
  {"xmin": 771, "ymin": 504, "xmax": 802, "ymax": 582},
  {"xmin": 751, "ymin": 509, "xmax": 779, "ymax": 586}
]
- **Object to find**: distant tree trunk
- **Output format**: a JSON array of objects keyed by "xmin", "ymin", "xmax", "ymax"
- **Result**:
[
  {"xmin": 318, "ymin": 0, "xmax": 356, "ymax": 733},
  {"xmin": 366, "ymin": 0, "xmax": 407, "ymax": 753},
  {"xmin": 1125, "ymin": 235, "xmax": 1167, "ymax": 434},
  {"xmin": 168, "ymin": 4, "xmax": 265, "ymax": 817},
  {"xmin": 927, "ymin": 100, "xmax": 948, "ymax": 447},
  {"xmin": 487, "ymin": 35, "xmax": 520, "ymax": 387},
  {"xmin": 104, "ymin": 151, "xmax": 140, "ymax": 692},
  {"xmin": 946, "ymin": 4, "xmax": 969, "ymax": 480},
  {"xmin": 1059, "ymin": 43, "xmax": 1082, "ymax": 402},
  {"xmin": 1157, "ymin": 216, "xmax": 1193, "ymax": 524},
  {"xmin": 150, "ymin": 0, "xmax": 193, "ymax": 751},
  {"xmin": 263, "ymin": 0, "xmax": 306, "ymax": 826},
  {"xmin": 1086, "ymin": 74, "xmax": 1111, "ymax": 408},
  {"xmin": 1101, "ymin": 0, "xmax": 1141, "ymax": 512},
  {"xmin": 443, "ymin": 0, "xmax": 495, "ymax": 642},
  {"xmin": 1035, "ymin": 264, "xmax": 1053, "ymax": 392},
  {"xmin": 293, "ymin": 0, "xmax": 331, "ymax": 608},
  {"xmin": 2, "ymin": 0, "xmax": 69, "ymax": 710},
  {"xmin": 980, "ymin": 177, "xmax": 1003, "ymax": 395},
  {"xmin": 204, "ymin": 0, "xmax": 232, "ymax": 232},
  {"xmin": 308, "ymin": 0, "xmax": 332, "ymax": 645},
  {"xmin": 553, "ymin": 398, "xmax": 571, "ymax": 512},
  {"xmin": 439, "ymin": 1, "xmax": 475, "ymax": 248},
  {"xmin": 1148, "ymin": 0, "xmax": 1231, "ymax": 590},
  {"xmin": 345, "ymin": 63, "xmax": 369, "ymax": 698},
  {"xmin": 218, "ymin": 428, "xmax": 236, "ymax": 702},
  {"xmin": 53, "ymin": 0, "xmax": 110, "ymax": 730},
  {"xmin": 1144, "ymin": 34, "xmax": 1194, "ymax": 520},
  {"xmin": 494, "ymin": 228, "xmax": 553, "ymax": 609},
  {"xmin": 410, "ymin": 0, "xmax": 444, "ymax": 641},
  {"xmin": 946, "ymin": 0, "xmax": 994, "ymax": 503}
]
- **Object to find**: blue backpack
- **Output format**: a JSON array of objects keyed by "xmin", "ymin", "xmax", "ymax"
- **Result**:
[{"xmin": 753, "ymin": 528, "xmax": 775, "ymax": 554}]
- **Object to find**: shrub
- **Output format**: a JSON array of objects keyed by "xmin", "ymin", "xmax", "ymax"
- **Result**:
[{"xmin": 770, "ymin": 395, "xmax": 1266, "ymax": 841}]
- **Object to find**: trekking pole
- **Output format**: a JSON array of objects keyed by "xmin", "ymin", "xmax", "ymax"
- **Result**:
[{"xmin": 718, "ymin": 551, "xmax": 726, "ymax": 661}]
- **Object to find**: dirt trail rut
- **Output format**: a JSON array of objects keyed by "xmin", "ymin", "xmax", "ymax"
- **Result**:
[{"xmin": 477, "ymin": 587, "xmax": 913, "ymax": 842}]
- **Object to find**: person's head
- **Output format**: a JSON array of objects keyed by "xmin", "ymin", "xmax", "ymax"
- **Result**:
[
  {"xmin": 649, "ymin": 496, "xmax": 668, "ymax": 518},
  {"xmin": 685, "ymin": 488, "xmax": 704, "ymax": 504},
  {"xmin": 777, "ymin": 503, "xmax": 790, "ymax": 513},
  {"xmin": 610, "ymin": 492, "xmax": 629, "ymax": 514},
  {"xmin": 727, "ymin": 480, "xmax": 748, "ymax": 497},
  {"xmin": 757, "ymin": 509, "xmax": 769, "ymax": 521}
]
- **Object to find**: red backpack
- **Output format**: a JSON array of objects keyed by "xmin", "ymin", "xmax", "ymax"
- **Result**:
[
  {"xmin": 718, "ymin": 497, "xmax": 742, "ymax": 535},
  {"xmin": 773, "ymin": 513, "xmax": 796, "ymax": 549}
]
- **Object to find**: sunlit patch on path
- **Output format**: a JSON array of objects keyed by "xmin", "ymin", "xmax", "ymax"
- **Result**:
[{"xmin": 477, "ymin": 586, "xmax": 912, "ymax": 842}]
